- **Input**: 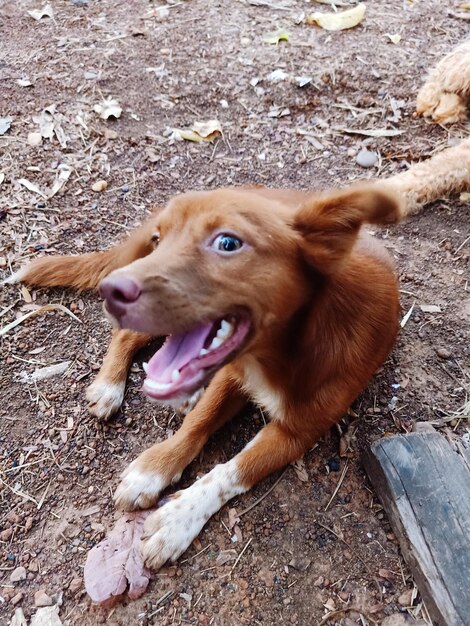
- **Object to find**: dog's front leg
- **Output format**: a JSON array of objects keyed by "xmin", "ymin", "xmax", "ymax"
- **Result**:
[
  {"xmin": 114, "ymin": 366, "xmax": 247, "ymax": 511},
  {"xmin": 86, "ymin": 329, "xmax": 152, "ymax": 420},
  {"xmin": 140, "ymin": 421, "xmax": 308, "ymax": 570}
]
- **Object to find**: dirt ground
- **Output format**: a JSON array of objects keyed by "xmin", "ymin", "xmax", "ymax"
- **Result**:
[{"xmin": 1, "ymin": 0, "xmax": 469, "ymax": 625}]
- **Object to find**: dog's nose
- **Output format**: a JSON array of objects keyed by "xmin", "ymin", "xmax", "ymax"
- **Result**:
[{"xmin": 99, "ymin": 276, "xmax": 142, "ymax": 319}]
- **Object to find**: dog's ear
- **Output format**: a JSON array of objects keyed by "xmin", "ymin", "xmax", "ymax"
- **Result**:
[{"xmin": 293, "ymin": 185, "xmax": 402, "ymax": 274}]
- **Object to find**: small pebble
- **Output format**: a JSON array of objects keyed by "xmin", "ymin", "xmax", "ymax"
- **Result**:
[
  {"xmin": 356, "ymin": 148, "xmax": 378, "ymax": 168},
  {"xmin": 11, "ymin": 592, "xmax": 24, "ymax": 605},
  {"xmin": 10, "ymin": 566, "xmax": 27, "ymax": 583},
  {"xmin": 327, "ymin": 458, "xmax": 340, "ymax": 472},
  {"xmin": 69, "ymin": 577, "xmax": 82, "ymax": 594},
  {"xmin": 398, "ymin": 588, "xmax": 414, "ymax": 606},
  {"xmin": 436, "ymin": 347, "xmax": 451, "ymax": 360},
  {"xmin": 91, "ymin": 180, "xmax": 108, "ymax": 192},
  {"xmin": 28, "ymin": 132, "xmax": 42, "ymax": 146},
  {"xmin": 34, "ymin": 590, "xmax": 53, "ymax": 607}
]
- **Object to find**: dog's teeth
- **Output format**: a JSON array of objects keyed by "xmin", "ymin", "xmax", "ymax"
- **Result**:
[
  {"xmin": 171, "ymin": 369, "xmax": 181, "ymax": 383},
  {"xmin": 143, "ymin": 362, "xmax": 149, "ymax": 374},
  {"xmin": 144, "ymin": 379, "xmax": 172, "ymax": 392},
  {"xmin": 199, "ymin": 348, "xmax": 209, "ymax": 357},
  {"xmin": 209, "ymin": 336, "xmax": 223, "ymax": 350},
  {"xmin": 217, "ymin": 319, "xmax": 234, "ymax": 340}
]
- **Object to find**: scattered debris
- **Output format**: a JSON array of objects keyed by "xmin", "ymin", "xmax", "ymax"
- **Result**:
[
  {"xmin": 17, "ymin": 177, "xmax": 47, "ymax": 198},
  {"xmin": 0, "ymin": 304, "xmax": 81, "ymax": 338},
  {"xmin": 171, "ymin": 119, "xmax": 222, "ymax": 142},
  {"xmin": 91, "ymin": 180, "xmax": 108, "ymax": 192},
  {"xmin": 307, "ymin": 2, "xmax": 366, "ymax": 31},
  {"xmin": 336, "ymin": 127, "xmax": 403, "ymax": 137},
  {"xmin": 263, "ymin": 28, "xmax": 290, "ymax": 44},
  {"xmin": 19, "ymin": 361, "xmax": 71, "ymax": 384},
  {"xmin": 420, "ymin": 304, "xmax": 441, "ymax": 313},
  {"xmin": 400, "ymin": 303, "xmax": 415, "ymax": 328},
  {"xmin": 94, "ymin": 97, "xmax": 122, "ymax": 120},
  {"xmin": 0, "ymin": 116, "xmax": 13, "ymax": 135},
  {"xmin": 27, "ymin": 4, "xmax": 54, "ymax": 20},
  {"xmin": 386, "ymin": 33, "xmax": 402, "ymax": 44}
]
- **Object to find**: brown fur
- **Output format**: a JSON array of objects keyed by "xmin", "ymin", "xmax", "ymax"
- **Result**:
[{"xmin": 416, "ymin": 40, "xmax": 470, "ymax": 124}]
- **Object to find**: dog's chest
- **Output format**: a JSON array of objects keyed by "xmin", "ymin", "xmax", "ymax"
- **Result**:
[{"xmin": 239, "ymin": 356, "xmax": 284, "ymax": 421}]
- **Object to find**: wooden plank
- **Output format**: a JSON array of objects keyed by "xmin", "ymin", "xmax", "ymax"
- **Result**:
[{"xmin": 363, "ymin": 429, "xmax": 470, "ymax": 626}]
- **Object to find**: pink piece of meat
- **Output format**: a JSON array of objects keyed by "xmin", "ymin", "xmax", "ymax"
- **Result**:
[{"xmin": 84, "ymin": 510, "xmax": 153, "ymax": 604}]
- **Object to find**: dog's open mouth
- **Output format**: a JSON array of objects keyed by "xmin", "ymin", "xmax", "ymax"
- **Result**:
[{"xmin": 142, "ymin": 312, "xmax": 251, "ymax": 400}]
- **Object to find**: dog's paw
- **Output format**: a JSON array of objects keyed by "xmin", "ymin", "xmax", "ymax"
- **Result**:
[
  {"xmin": 114, "ymin": 462, "xmax": 177, "ymax": 511},
  {"xmin": 141, "ymin": 492, "xmax": 209, "ymax": 570},
  {"xmin": 86, "ymin": 379, "xmax": 125, "ymax": 420},
  {"xmin": 140, "ymin": 461, "xmax": 245, "ymax": 570},
  {"xmin": 417, "ymin": 82, "xmax": 467, "ymax": 125}
]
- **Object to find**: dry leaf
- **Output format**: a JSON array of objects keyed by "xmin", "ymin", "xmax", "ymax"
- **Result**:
[
  {"xmin": 400, "ymin": 303, "xmax": 415, "ymax": 328},
  {"xmin": 20, "ymin": 362, "xmax": 71, "ymax": 384},
  {"xmin": 47, "ymin": 164, "xmax": 72, "ymax": 198},
  {"xmin": 227, "ymin": 507, "xmax": 240, "ymax": 529},
  {"xmin": 307, "ymin": 2, "xmax": 365, "ymax": 31},
  {"xmin": 17, "ymin": 78, "xmax": 33, "ymax": 87},
  {"xmin": 419, "ymin": 304, "xmax": 442, "ymax": 313},
  {"xmin": 0, "ymin": 304, "xmax": 81, "ymax": 338},
  {"xmin": 17, "ymin": 178, "xmax": 47, "ymax": 199},
  {"xmin": 84, "ymin": 510, "xmax": 153, "ymax": 604},
  {"xmin": 29, "ymin": 346, "xmax": 47, "ymax": 355},
  {"xmin": 291, "ymin": 458, "xmax": 309, "ymax": 482},
  {"xmin": 267, "ymin": 106, "xmax": 290, "ymax": 118},
  {"xmin": 460, "ymin": 191, "xmax": 470, "ymax": 201},
  {"xmin": 28, "ymin": 4, "xmax": 54, "ymax": 20},
  {"xmin": 0, "ymin": 173, "xmax": 5, "ymax": 186},
  {"xmin": 386, "ymin": 33, "xmax": 401, "ymax": 44},
  {"xmin": 263, "ymin": 28, "xmax": 290, "ymax": 44},
  {"xmin": 94, "ymin": 98, "xmax": 122, "ymax": 120},
  {"xmin": 459, "ymin": 2, "xmax": 470, "ymax": 8},
  {"xmin": 32, "ymin": 108, "xmax": 55, "ymax": 140},
  {"xmin": 335, "ymin": 126, "xmax": 403, "ymax": 137},
  {"xmin": 171, "ymin": 119, "xmax": 222, "ymax": 142},
  {"xmin": 21, "ymin": 285, "xmax": 32, "ymax": 303},
  {"xmin": 268, "ymin": 69, "xmax": 289, "ymax": 82},
  {"xmin": 0, "ymin": 116, "xmax": 13, "ymax": 135}
]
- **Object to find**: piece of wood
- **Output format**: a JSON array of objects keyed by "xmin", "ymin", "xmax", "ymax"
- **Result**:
[{"xmin": 363, "ymin": 428, "xmax": 470, "ymax": 626}]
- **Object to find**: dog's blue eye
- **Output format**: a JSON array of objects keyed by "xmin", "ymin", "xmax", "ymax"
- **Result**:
[{"xmin": 212, "ymin": 234, "xmax": 243, "ymax": 253}]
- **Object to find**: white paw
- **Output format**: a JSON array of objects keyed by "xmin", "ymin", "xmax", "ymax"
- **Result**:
[
  {"xmin": 141, "ymin": 460, "xmax": 245, "ymax": 570},
  {"xmin": 141, "ymin": 492, "xmax": 210, "ymax": 570},
  {"xmin": 114, "ymin": 464, "xmax": 169, "ymax": 511},
  {"xmin": 86, "ymin": 380, "xmax": 125, "ymax": 420}
]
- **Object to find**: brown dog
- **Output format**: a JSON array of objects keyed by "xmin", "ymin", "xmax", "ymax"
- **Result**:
[{"xmin": 4, "ymin": 136, "xmax": 470, "ymax": 570}]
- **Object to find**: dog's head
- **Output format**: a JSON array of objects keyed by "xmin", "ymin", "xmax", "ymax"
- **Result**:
[{"xmin": 99, "ymin": 185, "xmax": 401, "ymax": 401}]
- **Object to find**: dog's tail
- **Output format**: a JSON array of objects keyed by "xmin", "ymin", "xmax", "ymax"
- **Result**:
[
  {"xmin": 3, "ymin": 217, "xmax": 156, "ymax": 290},
  {"xmin": 382, "ymin": 137, "xmax": 470, "ymax": 218}
]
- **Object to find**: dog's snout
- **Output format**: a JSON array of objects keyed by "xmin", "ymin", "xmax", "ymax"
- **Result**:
[{"xmin": 99, "ymin": 276, "xmax": 142, "ymax": 319}]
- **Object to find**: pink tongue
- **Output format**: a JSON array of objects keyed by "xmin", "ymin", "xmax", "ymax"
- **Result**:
[{"xmin": 146, "ymin": 322, "xmax": 215, "ymax": 383}]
